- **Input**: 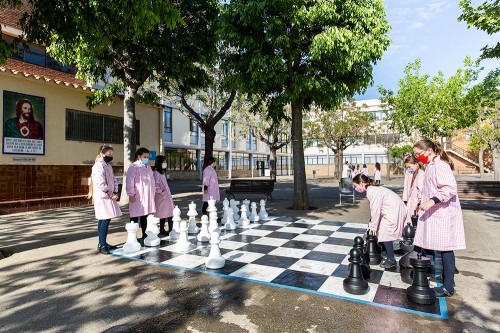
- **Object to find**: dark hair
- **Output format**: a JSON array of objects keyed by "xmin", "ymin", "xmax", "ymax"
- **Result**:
[
  {"xmin": 15, "ymin": 99, "xmax": 34, "ymax": 121},
  {"xmin": 203, "ymin": 156, "xmax": 216, "ymax": 170},
  {"xmin": 375, "ymin": 162, "xmax": 381, "ymax": 171},
  {"xmin": 413, "ymin": 139, "xmax": 454, "ymax": 170},
  {"xmin": 153, "ymin": 155, "xmax": 166, "ymax": 174},
  {"xmin": 352, "ymin": 174, "xmax": 376, "ymax": 188},
  {"xmin": 363, "ymin": 164, "xmax": 367, "ymax": 168},
  {"xmin": 135, "ymin": 147, "xmax": 150, "ymax": 160},
  {"xmin": 404, "ymin": 155, "xmax": 423, "ymax": 189}
]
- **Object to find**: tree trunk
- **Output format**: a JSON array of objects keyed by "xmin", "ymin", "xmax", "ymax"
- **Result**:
[
  {"xmin": 386, "ymin": 150, "xmax": 391, "ymax": 181},
  {"xmin": 120, "ymin": 85, "xmax": 137, "ymax": 206},
  {"xmin": 492, "ymin": 146, "xmax": 500, "ymax": 181},
  {"xmin": 203, "ymin": 126, "xmax": 216, "ymax": 168},
  {"xmin": 335, "ymin": 148, "xmax": 344, "ymax": 179},
  {"xmin": 270, "ymin": 148, "xmax": 277, "ymax": 181},
  {"xmin": 479, "ymin": 146, "xmax": 484, "ymax": 179},
  {"xmin": 291, "ymin": 101, "xmax": 308, "ymax": 210}
]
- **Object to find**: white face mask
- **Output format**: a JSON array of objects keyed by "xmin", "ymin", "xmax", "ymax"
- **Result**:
[{"xmin": 161, "ymin": 163, "xmax": 167, "ymax": 169}]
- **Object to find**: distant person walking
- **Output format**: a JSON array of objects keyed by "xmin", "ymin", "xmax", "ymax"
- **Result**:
[
  {"xmin": 374, "ymin": 162, "xmax": 382, "ymax": 185},
  {"xmin": 153, "ymin": 155, "xmax": 175, "ymax": 236},
  {"xmin": 202, "ymin": 157, "xmax": 220, "ymax": 215},
  {"xmin": 90, "ymin": 144, "xmax": 121, "ymax": 254},
  {"xmin": 362, "ymin": 164, "xmax": 369, "ymax": 177},
  {"xmin": 412, "ymin": 139, "xmax": 465, "ymax": 297},
  {"xmin": 126, "ymin": 147, "xmax": 157, "ymax": 240}
]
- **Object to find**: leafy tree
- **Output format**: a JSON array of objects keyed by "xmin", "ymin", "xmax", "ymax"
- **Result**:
[
  {"xmin": 466, "ymin": 68, "xmax": 500, "ymax": 179},
  {"xmin": 220, "ymin": 0, "xmax": 391, "ymax": 209},
  {"xmin": 0, "ymin": 0, "xmax": 22, "ymax": 63},
  {"xmin": 304, "ymin": 100, "xmax": 373, "ymax": 179},
  {"xmin": 19, "ymin": 0, "xmax": 218, "ymax": 203},
  {"xmin": 459, "ymin": 0, "xmax": 500, "ymax": 59},
  {"xmin": 379, "ymin": 58, "xmax": 479, "ymax": 140}
]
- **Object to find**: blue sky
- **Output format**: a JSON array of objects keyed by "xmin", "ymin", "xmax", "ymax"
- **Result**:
[{"xmin": 356, "ymin": 0, "xmax": 499, "ymax": 100}]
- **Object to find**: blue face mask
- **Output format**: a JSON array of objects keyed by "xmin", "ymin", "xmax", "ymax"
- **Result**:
[
  {"xmin": 141, "ymin": 157, "xmax": 149, "ymax": 165},
  {"xmin": 407, "ymin": 168, "xmax": 414, "ymax": 175}
]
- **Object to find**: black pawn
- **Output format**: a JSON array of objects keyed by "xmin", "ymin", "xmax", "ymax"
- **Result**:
[
  {"xmin": 406, "ymin": 253, "xmax": 435, "ymax": 305},
  {"xmin": 411, "ymin": 210, "xmax": 419, "ymax": 228},
  {"xmin": 353, "ymin": 236, "xmax": 371, "ymax": 280},
  {"xmin": 365, "ymin": 233, "xmax": 382, "ymax": 265},
  {"xmin": 343, "ymin": 248, "xmax": 369, "ymax": 295}
]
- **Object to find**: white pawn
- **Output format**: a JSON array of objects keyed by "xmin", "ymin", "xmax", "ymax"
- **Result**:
[
  {"xmin": 224, "ymin": 207, "xmax": 237, "ymax": 230},
  {"xmin": 175, "ymin": 220, "xmax": 192, "ymax": 252},
  {"xmin": 169, "ymin": 206, "xmax": 181, "ymax": 240},
  {"xmin": 230, "ymin": 199, "xmax": 240, "ymax": 221},
  {"xmin": 242, "ymin": 199, "xmax": 251, "ymax": 209},
  {"xmin": 197, "ymin": 215, "xmax": 211, "ymax": 242},
  {"xmin": 144, "ymin": 215, "xmax": 161, "ymax": 247},
  {"xmin": 249, "ymin": 202, "xmax": 260, "ymax": 223},
  {"xmin": 221, "ymin": 198, "xmax": 230, "ymax": 224},
  {"xmin": 258, "ymin": 199, "xmax": 269, "ymax": 220},
  {"xmin": 205, "ymin": 229, "xmax": 225, "ymax": 269},
  {"xmin": 238, "ymin": 204, "xmax": 250, "ymax": 228},
  {"xmin": 123, "ymin": 222, "xmax": 141, "ymax": 253},
  {"xmin": 187, "ymin": 201, "xmax": 199, "ymax": 234}
]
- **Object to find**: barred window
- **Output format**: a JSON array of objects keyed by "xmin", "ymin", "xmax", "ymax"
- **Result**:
[{"xmin": 65, "ymin": 109, "xmax": 140, "ymax": 144}]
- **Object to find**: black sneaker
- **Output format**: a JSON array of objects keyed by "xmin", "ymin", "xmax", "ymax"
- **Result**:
[
  {"xmin": 380, "ymin": 259, "xmax": 397, "ymax": 269},
  {"xmin": 99, "ymin": 246, "xmax": 111, "ymax": 254},
  {"xmin": 434, "ymin": 287, "xmax": 454, "ymax": 297}
]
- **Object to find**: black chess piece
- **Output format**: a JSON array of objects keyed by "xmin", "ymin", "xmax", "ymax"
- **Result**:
[
  {"xmin": 365, "ymin": 233, "xmax": 382, "ymax": 265},
  {"xmin": 343, "ymin": 248, "xmax": 369, "ymax": 295},
  {"xmin": 353, "ymin": 236, "xmax": 371, "ymax": 280},
  {"xmin": 399, "ymin": 222, "xmax": 418, "ymax": 284},
  {"xmin": 406, "ymin": 253, "xmax": 436, "ymax": 305},
  {"xmin": 411, "ymin": 210, "xmax": 419, "ymax": 228}
]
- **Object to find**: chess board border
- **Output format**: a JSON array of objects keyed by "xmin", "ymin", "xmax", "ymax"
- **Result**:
[{"xmin": 111, "ymin": 217, "xmax": 449, "ymax": 320}]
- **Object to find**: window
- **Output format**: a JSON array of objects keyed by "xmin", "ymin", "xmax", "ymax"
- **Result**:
[
  {"xmin": 65, "ymin": 109, "xmax": 140, "ymax": 144},
  {"xmin": 164, "ymin": 148, "xmax": 197, "ymax": 171},
  {"xmin": 221, "ymin": 121, "xmax": 229, "ymax": 148},
  {"xmin": 190, "ymin": 119, "xmax": 199, "ymax": 145},
  {"xmin": 163, "ymin": 108, "xmax": 172, "ymax": 142}
]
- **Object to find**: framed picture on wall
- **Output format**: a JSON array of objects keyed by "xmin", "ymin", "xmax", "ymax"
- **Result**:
[{"xmin": 2, "ymin": 90, "xmax": 45, "ymax": 155}]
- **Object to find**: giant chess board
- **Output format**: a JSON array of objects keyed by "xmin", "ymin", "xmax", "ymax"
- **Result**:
[{"xmin": 111, "ymin": 217, "xmax": 448, "ymax": 318}]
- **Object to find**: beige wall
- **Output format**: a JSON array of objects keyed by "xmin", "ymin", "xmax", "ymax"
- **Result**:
[{"xmin": 0, "ymin": 72, "xmax": 161, "ymax": 165}]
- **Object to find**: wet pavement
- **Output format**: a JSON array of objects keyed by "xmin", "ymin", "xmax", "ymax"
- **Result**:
[{"xmin": 0, "ymin": 175, "xmax": 499, "ymax": 333}]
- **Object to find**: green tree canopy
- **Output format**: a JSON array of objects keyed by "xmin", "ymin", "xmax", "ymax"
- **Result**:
[{"xmin": 220, "ymin": 0, "xmax": 391, "ymax": 209}]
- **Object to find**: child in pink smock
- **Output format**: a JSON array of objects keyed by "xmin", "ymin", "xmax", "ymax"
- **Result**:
[
  {"xmin": 91, "ymin": 144, "xmax": 122, "ymax": 254},
  {"xmin": 413, "ymin": 139, "xmax": 465, "ymax": 298},
  {"xmin": 202, "ymin": 156, "xmax": 220, "ymax": 215},
  {"xmin": 153, "ymin": 155, "xmax": 175, "ymax": 236},
  {"xmin": 353, "ymin": 174, "xmax": 407, "ymax": 269},
  {"xmin": 402, "ymin": 155, "xmax": 425, "ymax": 224},
  {"xmin": 126, "ymin": 147, "xmax": 157, "ymax": 239}
]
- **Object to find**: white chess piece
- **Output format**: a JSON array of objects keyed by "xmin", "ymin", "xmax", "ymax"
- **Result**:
[
  {"xmin": 249, "ymin": 202, "xmax": 260, "ymax": 223},
  {"xmin": 144, "ymin": 215, "xmax": 161, "ymax": 247},
  {"xmin": 197, "ymin": 215, "xmax": 211, "ymax": 242},
  {"xmin": 123, "ymin": 222, "xmax": 141, "ymax": 253},
  {"xmin": 224, "ymin": 207, "xmax": 237, "ymax": 230},
  {"xmin": 238, "ymin": 204, "xmax": 250, "ymax": 228},
  {"xmin": 169, "ymin": 206, "xmax": 181, "ymax": 240},
  {"xmin": 242, "ymin": 199, "xmax": 251, "ymax": 209},
  {"xmin": 221, "ymin": 198, "xmax": 229, "ymax": 224},
  {"xmin": 205, "ymin": 229, "xmax": 225, "ymax": 269},
  {"xmin": 258, "ymin": 199, "xmax": 269, "ymax": 220},
  {"xmin": 230, "ymin": 199, "xmax": 240, "ymax": 221},
  {"xmin": 175, "ymin": 220, "xmax": 192, "ymax": 252},
  {"xmin": 187, "ymin": 201, "xmax": 199, "ymax": 234}
]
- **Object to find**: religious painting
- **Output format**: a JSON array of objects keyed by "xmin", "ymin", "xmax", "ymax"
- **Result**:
[{"xmin": 3, "ymin": 90, "xmax": 45, "ymax": 155}]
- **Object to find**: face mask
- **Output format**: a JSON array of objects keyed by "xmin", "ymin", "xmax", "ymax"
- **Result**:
[
  {"xmin": 355, "ymin": 187, "xmax": 366, "ymax": 193},
  {"xmin": 103, "ymin": 156, "xmax": 113, "ymax": 163},
  {"xmin": 141, "ymin": 157, "xmax": 149, "ymax": 165},
  {"xmin": 161, "ymin": 163, "xmax": 167, "ymax": 169},
  {"xmin": 416, "ymin": 153, "xmax": 429, "ymax": 164},
  {"xmin": 407, "ymin": 168, "xmax": 414, "ymax": 175}
]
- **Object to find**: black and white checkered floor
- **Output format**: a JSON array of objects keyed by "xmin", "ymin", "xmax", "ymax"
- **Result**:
[{"xmin": 111, "ymin": 216, "xmax": 448, "ymax": 319}]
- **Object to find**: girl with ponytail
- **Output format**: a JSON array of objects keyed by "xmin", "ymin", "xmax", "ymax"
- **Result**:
[
  {"xmin": 412, "ymin": 139, "xmax": 465, "ymax": 297},
  {"xmin": 352, "ymin": 174, "xmax": 407, "ymax": 269},
  {"xmin": 402, "ymin": 155, "xmax": 425, "ymax": 225}
]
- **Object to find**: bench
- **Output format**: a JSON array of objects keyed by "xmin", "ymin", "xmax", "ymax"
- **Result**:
[
  {"xmin": 225, "ymin": 179, "xmax": 275, "ymax": 200},
  {"xmin": 456, "ymin": 181, "xmax": 500, "ymax": 200},
  {"xmin": 339, "ymin": 177, "xmax": 355, "ymax": 204}
]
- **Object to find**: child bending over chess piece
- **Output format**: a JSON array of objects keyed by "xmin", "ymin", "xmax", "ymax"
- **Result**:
[
  {"xmin": 412, "ymin": 139, "xmax": 465, "ymax": 297},
  {"xmin": 352, "ymin": 174, "xmax": 407, "ymax": 269},
  {"xmin": 153, "ymin": 155, "xmax": 175, "ymax": 236}
]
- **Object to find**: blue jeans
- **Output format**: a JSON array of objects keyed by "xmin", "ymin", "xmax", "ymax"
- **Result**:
[
  {"xmin": 97, "ymin": 219, "xmax": 111, "ymax": 247},
  {"xmin": 441, "ymin": 251, "xmax": 456, "ymax": 291}
]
